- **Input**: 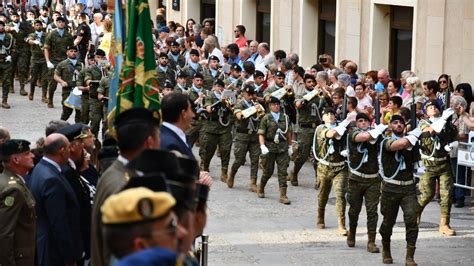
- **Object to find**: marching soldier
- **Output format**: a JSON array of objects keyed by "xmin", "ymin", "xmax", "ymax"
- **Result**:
[
  {"xmin": 0, "ymin": 20, "xmax": 13, "ymax": 109},
  {"xmin": 200, "ymin": 79, "xmax": 233, "ymax": 182},
  {"xmin": 0, "ymin": 139, "xmax": 36, "ymax": 266},
  {"xmin": 44, "ymin": 16, "xmax": 74, "ymax": 108},
  {"xmin": 257, "ymin": 96, "xmax": 293, "ymax": 205},
  {"xmin": 314, "ymin": 108, "xmax": 351, "ymax": 235},
  {"xmin": 202, "ymin": 55, "xmax": 223, "ymax": 90},
  {"xmin": 228, "ymin": 85, "xmax": 264, "ymax": 191},
  {"xmin": 156, "ymin": 52, "xmax": 176, "ymax": 89},
  {"xmin": 186, "ymin": 73, "xmax": 207, "ymax": 147},
  {"xmin": 53, "ymin": 45, "xmax": 83, "ymax": 122},
  {"xmin": 78, "ymin": 54, "xmax": 97, "ymax": 124},
  {"xmin": 97, "ymin": 72, "xmax": 110, "ymax": 134},
  {"xmin": 223, "ymin": 63, "xmax": 244, "ymax": 93},
  {"xmin": 290, "ymin": 74, "xmax": 330, "ymax": 187},
  {"xmin": 84, "ymin": 49, "xmax": 107, "ymax": 138},
  {"xmin": 264, "ymin": 71, "xmax": 296, "ymax": 123},
  {"xmin": 264, "ymin": 71, "xmax": 286, "ymax": 103},
  {"xmin": 174, "ymin": 72, "xmax": 188, "ymax": 93},
  {"xmin": 379, "ymin": 115, "xmax": 421, "ymax": 265},
  {"xmin": 346, "ymin": 113, "xmax": 387, "ymax": 252},
  {"xmin": 417, "ymin": 100, "xmax": 457, "ymax": 235},
  {"xmin": 168, "ymin": 40, "xmax": 185, "ymax": 71},
  {"xmin": 251, "ymin": 70, "xmax": 265, "ymax": 104},
  {"xmin": 27, "ymin": 19, "xmax": 48, "ymax": 102},
  {"xmin": 181, "ymin": 49, "xmax": 204, "ymax": 87}
]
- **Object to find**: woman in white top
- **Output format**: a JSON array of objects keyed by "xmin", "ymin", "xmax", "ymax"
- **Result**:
[
  {"xmin": 355, "ymin": 82, "xmax": 373, "ymax": 114},
  {"xmin": 90, "ymin": 13, "xmax": 104, "ymax": 47},
  {"xmin": 402, "ymin": 77, "xmax": 425, "ymax": 119}
]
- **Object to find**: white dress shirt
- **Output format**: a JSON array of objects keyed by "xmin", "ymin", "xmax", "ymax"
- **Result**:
[{"xmin": 163, "ymin": 122, "xmax": 188, "ymax": 147}]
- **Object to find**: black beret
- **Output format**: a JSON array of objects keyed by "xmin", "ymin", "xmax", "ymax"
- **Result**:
[
  {"xmin": 87, "ymin": 53, "xmax": 95, "ymax": 60},
  {"xmin": 0, "ymin": 139, "xmax": 30, "ymax": 157},
  {"xmin": 356, "ymin": 112, "xmax": 371, "ymax": 121},
  {"xmin": 254, "ymin": 70, "xmax": 264, "ymax": 78},
  {"xmin": 66, "ymin": 45, "xmax": 78, "ymax": 51},
  {"xmin": 193, "ymin": 72, "xmax": 204, "ymax": 79},
  {"xmin": 231, "ymin": 63, "xmax": 242, "ymax": 72},
  {"xmin": 55, "ymin": 123, "xmax": 87, "ymax": 142},
  {"xmin": 190, "ymin": 49, "xmax": 199, "ymax": 56},
  {"xmin": 55, "ymin": 16, "xmax": 66, "ymax": 22},
  {"xmin": 269, "ymin": 96, "xmax": 280, "ymax": 104},
  {"xmin": 176, "ymin": 71, "xmax": 187, "ymax": 79},
  {"xmin": 242, "ymin": 85, "xmax": 255, "ymax": 94},
  {"xmin": 194, "ymin": 183, "xmax": 210, "ymax": 203},
  {"xmin": 214, "ymin": 79, "xmax": 225, "ymax": 88},
  {"xmin": 170, "ymin": 41, "xmax": 179, "ymax": 47},
  {"xmin": 425, "ymin": 99, "xmax": 441, "ymax": 111},
  {"xmin": 390, "ymin": 114, "xmax": 405, "ymax": 124},
  {"xmin": 275, "ymin": 71, "xmax": 285, "ymax": 78},
  {"xmin": 121, "ymin": 174, "xmax": 169, "ymax": 193},
  {"xmin": 95, "ymin": 49, "xmax": 106, "ymax": 57},
  {"xmin": 126, "ymin": 149, "xmax": 180, "ymax": 178},
  {"xmin": 34, "ymin": 19, "xmax": 43, "ymax": 25},
  {"xmin": 164, "ymin": 80, "xmax": 174, "ymax": 89},
  {"xmin": 159, "ymin": 52, "xmax": 168, "ymax": 58},
  {"xmin": 175, "ymin": 154, "xmax": 199, "ymax": 180},
  {"xmin": 114, "ymin": 108, "xmax": 160, "ymax": 129},
  {"xmin": 208, "ymin": 55, "xmax": 219, "ymax": 62},
  {"xmin": 322, "ymin": 107, "xmax": 336, "ymax": 115}
]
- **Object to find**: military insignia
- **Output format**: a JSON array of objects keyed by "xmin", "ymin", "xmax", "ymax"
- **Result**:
[
  {"xmin": 17, "ymin": 142, "xmax": 23, "ymax": 151},
  {"xmin": 4, "ymin": 196, "xmax": 15, "ymax": 207},
  {"xmin": 80, "ymin": 30, "xmax": 84, "ymax": 34},
  {"xmin": 138, "ymin": 198, "xmax": 154, "ymax": 218}
]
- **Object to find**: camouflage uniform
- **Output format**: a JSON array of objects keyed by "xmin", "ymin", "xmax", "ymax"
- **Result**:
[
  {"xmin": 347, "ymin": 129, "xmax": 381, "ymax": 249},
  {"xmin": 291, "ymin": 91, "xmax": 329, "ymax": 185},
  {"xmin": 27, "ymin": 31, "xmax": 48, "ymax": 101},
  {"xmin": 0, "ymin": 32, "xmax": 14, "ymax": 107},
  {"xmin": 223, "ymin": 76, "xmax": 244, "ymax": 92},
  {"xmin": 77, "ymin": 68, "xmax": 89, "ymax": 124},
  {"xmin": 54, "ymin": 58, "xmax": 83, "ymax": 122},
  {"xmin": 314, "ymin": 124, "xmax": 348, "ymax": 223},
  {"xmin": 84, "ymin": 64, "xmax": 104, "ymax": 137},
  {"xmin": 185, "ymin": 86, "xmax": 206, "ymax": 148},
  {"xmin": 229, "ymin": 99, "xmax": 262, "ymax": 188},
  {"xmin": 174, "ymin": 84, "xmax": 188, "ymax": 94},
  {"xmin": 181, "ymin": 64, "xmax": 204, "ymax": 87},
  {"xmin": 156, "ymin": 65, "xmax": 175, "ymax": 89},
  {"xmin": 167, "ymin": 52, "xmax": 185, "ymax": 71},
  {"xmin": 379, "ymin": 136, "xmax": 418, "ymax": 248},
  {"xmin": 418, "ymin": 119, "xmax": 456, "ymax": 219},
  {"xmin": 8, "ymin": 21, "xmax": 32, "ymax": 93},
  {"xmin": 258, "ymin": 112, "xmax": 292, "ymax": 189},
  {"xmin": 44, "ymin": 28, "xmax": 74, "ymax": 106},
  {"xmin": 200, "ymin": 91, "xmax": 233, "ymax": 175},
  {"xmin": 202, "ymin": 66, "xmax": 224, "ymax": 91},
  {"xmin": 98, "ymin": 75, "xmax": 110, "ymax": 134}
]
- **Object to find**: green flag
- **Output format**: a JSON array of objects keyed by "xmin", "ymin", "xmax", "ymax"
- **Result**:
[{"xmin": 116, "ymin": 0, "xmax": 160, "ymax": 118}]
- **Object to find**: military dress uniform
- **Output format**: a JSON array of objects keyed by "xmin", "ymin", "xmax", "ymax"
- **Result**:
[
  {"xmin": 346, "ymin": 127, "xmax": 382, "ymax": 251},
  {"xmin": 228, "ymin": 96, "xmax": 262, "ymax": 191},
  {"xmin": 27, "ymin": 28, "xmax": 49, "ymax": 102},
  {"xmin": 290, "ymin": 90, "xmax": 329, "ymax": 186},
  {"xmin": 257, "ymin": 105, "xmax": 292, "ymax": 204},
  {"xmin": 84, "ymin": 63, "xmax": 104, "ymax": 137},
  {"xmin": 168, "ymin": 51, "xmax": 185, "ymax": 71},
  {"xmin": 156, "ymin": 64, "xmax": 176, "ymax": 89},
  {"xmin": 0, "ymin": 140, "xmax": 36, "ymax": 266},
  {"xmin": 0, "ymin": 28, "xmax": 14, "ymax": 109},
  {"xmin": 418, "ymin": 116, "xmax": 457, "ymax": 235},
  {"xmin": 200, "ymin": 89, "xmax": 233, "ymax": 181},
  {"xmin": 314, "ymin": 121, "xmax": 348, "ymax": 234},
  {"xmin": 8, "ymin": 20, "xmax": 32, "ymax": 95},
  {"xmin": 55, "ymin": 54, "xmax": 83, "ymax": 122},
  {"xmin": 44, "ymin": 25, "xmax": 74, "ymax": 107},
  {"xmin": 202, "ymin": 65, "xmax": 224, "ymax": 91}
]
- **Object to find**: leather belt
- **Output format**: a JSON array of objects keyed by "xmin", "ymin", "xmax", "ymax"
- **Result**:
[
  {"xmin": 318, "ymin": 159, "xmax": 345, "ymax": 167},
  {"xmin": 421, "ymin": 155, "xmax": 447, "ymax": 162},
  {"xmin": 383, "ymin": 179, "xmax": 415, "ymax": 186},
  {"xmin": 350, "ymin": 170, "xmax": 378, "ymax": 179}
]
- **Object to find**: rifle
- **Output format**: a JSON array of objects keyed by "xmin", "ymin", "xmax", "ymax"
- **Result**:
[
  {"xmin": 374, "ymin": 96, "xmax": 380, "ymax": 125},
  {"xmin": 410, "ymin": 91, "xmax": 417, "ymax": 130}
]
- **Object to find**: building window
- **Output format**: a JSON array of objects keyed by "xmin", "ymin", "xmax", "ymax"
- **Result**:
[
  {"xmin": 318, "ymin": 0, "xmax": 336, "ymax": 59},
  {"xmin": 201, "ymin": 0, "xmax": 216, "ymax": 23},
  {"xmin": 389, "ymin": 6, "xmax": 413, "ymax": 78},
  {"xmin": 256, "ymin": 0, "xmax": 271, "ymax": 44}
]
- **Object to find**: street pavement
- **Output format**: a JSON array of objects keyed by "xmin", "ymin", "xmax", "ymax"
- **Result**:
[{"xmin": 1, "ymin": 85, "xmax": 474, "ymax": 265}]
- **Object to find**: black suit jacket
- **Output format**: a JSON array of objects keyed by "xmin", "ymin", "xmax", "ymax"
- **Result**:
[
  {"xmin": 28, "ymin": 158, "xmax": 82, "ymax": 266},
  {"xmin": 160, "ymin": 125, "xmax": 195, "ymax": 158}
]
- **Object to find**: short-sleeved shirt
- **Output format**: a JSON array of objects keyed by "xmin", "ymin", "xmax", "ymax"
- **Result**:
[{"xmin": 258, "ymin": 112, "xmax": 292, "ymax": 153}]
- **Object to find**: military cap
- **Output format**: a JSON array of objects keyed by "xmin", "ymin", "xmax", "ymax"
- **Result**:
[
  {"xmin": 101, "ymin": 187, "xmax": 176, "ymax": 225},
  {"xmin": 87, "ymin": 53, "xmax": 95, "ymax": 60},
  {"xmin": 66, "ymin": 45, "xmax": 78, "ymax": 51},
  {"xmin": 254, "ymin": 70, "xmax": 264, "ymax": 78},
  {"xmin": 34, "ymin": 19, "xmax": 43, "ymax": 25},
  {"xmin": 208, "ymin": 55, "xmax": 219, "ymax": 62},
  {"xmin": 55, "ymin": 16, "xmax": 66, "ymax": 22},
  {"xmin": 242, "ymin": 85, "xmax": 255, "ymax": 94},
  {"xmin": 55, "ymin": 123, "xmax": 88, "ymax": 142},
  {"xmin": 274, "ymin": 71, "xmax": 285, "ymax": 78},
  {"xmin": 122, "ymin": 174, "xmax": 169, "ymax": 193},
  {"xmin": 95, "ymin": 49, "xmax": 106, "ymax": 57},
  {"xmin": 193, "ymin": 72, "xmax": 204, "ymax": 79},
  {"xmin": 190, "ymin": 49, "xmax": 199, "ymax": 56},
  {"xmin": 230, "ymin": 63, "xmax": 242, "ymax": 72},
  {"xmin": 174, "ymin": 153, "xmax": 199, "ymax": 179},
  {"xmin": 159, "ymin": 52, "xmax": 168, "ymax": 58},
  {"xmin": 322, "ymin": 107, "xmax": 336, "ymax": 115},
  {"xmin": 164, "ymin": 80, "xmax": 174, "ymax": 89},
  {"xmin": 214, "ymin": 79, "xmax": 225, "ymax": 88},
  {"xmin": 114, "ymin": 108, "xmax": 160, "ymax": 129},
  {"xmin": 195, "ymin": 183, "xmax": 210, "ymax": 203},
  {"xmin": 0, "ymin": 139, "xmax": 31, "ymax": 157},
  {"xmin": 425, "ymin": 99, "xmax": 441, "ymax": 112},
  {"xmin": 127, "ymin": 149, "xmax": 180, "ymax": 178},
  {"xmin": 269, "ymin": 96, "xmax": 281, "ymax": 104},
  {"xmin": 390, "ymin": 114, "xmax": 405, "ymax": 124},
  {"xmin": 356, "ymin": 112, "xmax": 370, "ymax": 121},
  {"xmin": 6, "ymin": 4, "xmax": 13, "ymax": 9},
  {"xmin": 170, "ymin": 41, "xmax": 179, "ymax": 47},
  {"xmin": 158, "ymin": 26, "xmax": 170, "ymax": 33},
  {"xmin": 176, "ymin": 71, "xmax": 187, "ymax": 79}
]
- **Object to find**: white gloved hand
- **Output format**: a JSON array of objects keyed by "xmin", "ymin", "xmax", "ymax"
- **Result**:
[
  {"xmin": 5, "ymin": 55, "xmax": 11, "ymax": 62},
  {"xmin": 341, "ymin": 149, "xmax": 349, "ymax": 157},
  {"xmin": 288, "ymin": 145, "xmax": 293, "ymax": 156},
  {"xmin": 33, "ymin": 40, "xmax": 41, "ymax": 45},
  {"xmin": 405, "ymin": 135, "xmax": 419, "ymax": 146},
  {"xmin": 431, "ymin": 118, "xmax": 447, "ymax": 133},
  {"xmin": 334, "ymin": 125, "xmax": 347, "ymax": 138},
  {"xmin": 408, "ymin": 127, "xmax": 422, "ymax": 138},
  {"xmin": 375, "ymin": 123, "xmax": 389, "ymax": 133},
  {"xmin": 368, "ymin": 124, "xmax": 388, "ymax": 139},
  {"xmin": 444, "ymin": 141, "xmax": 458, "ymax": 152},
  {"xmin": 260, "ymin": 144, "xmax": 269, "ymax": 155},
  {"xmin": 441, "ymin": 108, "xmax": 455, "ymax": 121},
  {"xmin": 47, "ymin": 61, "xmax": 55, "ymax": 69},
  {"xmin": 338, "ymin": 117, "xmax": 351, "ymax": 128}
]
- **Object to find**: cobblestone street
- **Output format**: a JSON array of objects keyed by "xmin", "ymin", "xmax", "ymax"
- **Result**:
[{"xmin": 1, "ymin": 86, "xmax": 474, "ymax": 265}]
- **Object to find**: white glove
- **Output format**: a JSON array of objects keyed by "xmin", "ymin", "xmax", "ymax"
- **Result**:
[
  {"xmin": 405, "ymin": 135, "xmax": 419, "ymax": 146},
  {"xmin": 33, "ymin": 40, "xmax": 41, "ymax": 45},
  {"xmin": 408, "ymin": 127, "xmax": 422, "ymax": 138},
  {"xmin": 47, "ymin": 61, "xmax": 55, "ymax": 69},
  {"xmin": 441, "ymin": 108, "xmax": 455, "ymax": 121},
  {"xmin": 431, "ymin": 118, "xmax": 447, "ymax": 133},
  {"xmin": 368, "ymin": 124, "xmax": 388, "ymax": 139},
  {"xmin": 338, "ymin": 117, "xmax": 351, "ymax": 128},
  {"xmin": 260, "ymin": 144, "xmax": 269, "ymax": 155},
  {"xmin": 444, "ymin": 141, "xmax": 458, "ymax": 152},
  {"xmin": 288, "ymin": 145, "xmax": 293, "ymax": 156},
  {"xmin": 340, "ymin": 149, "xmax": 349, "ymax": 157},
  {"xmin": 334, "ymin": 125, "xmax": 347, "ymax": 138},
  {"xmin": 5, "ymin": 55, "xmax": 11, "ymax": 62}
]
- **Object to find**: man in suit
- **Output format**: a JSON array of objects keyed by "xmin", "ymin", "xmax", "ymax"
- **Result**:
[
  {"xmin": 90, "ymin": 108, "xmax": 161, "ymax": 266},
  {"xmin": 28, "ymin": 133, "xmax": 83, "ymax": 266},
  {"xmin": 160, "ymin": 92, "xmax": 195, "ymax": 158},
  {"xmin": 0, "ymin": 139, "xmax": 36, "ymax": 266}
]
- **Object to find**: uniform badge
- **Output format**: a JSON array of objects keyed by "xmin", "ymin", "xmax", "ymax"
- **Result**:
[
  {"xmin": 138, "ymin": 198, "xmax": 154, "ymax": 218},
  {"xmin": 4, "ymin": 196, "xmax": 15, "ymax": 207}
]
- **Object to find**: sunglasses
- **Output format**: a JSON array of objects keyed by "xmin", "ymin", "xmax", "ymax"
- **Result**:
[{"xmin": 439, "ymin": 80, "xmax": 447, "ymax": 84}]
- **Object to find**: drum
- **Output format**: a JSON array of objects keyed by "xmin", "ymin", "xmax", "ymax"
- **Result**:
[{"xmin": 64, "ymin": 87, "xmax": 82, "ymax": 110}]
